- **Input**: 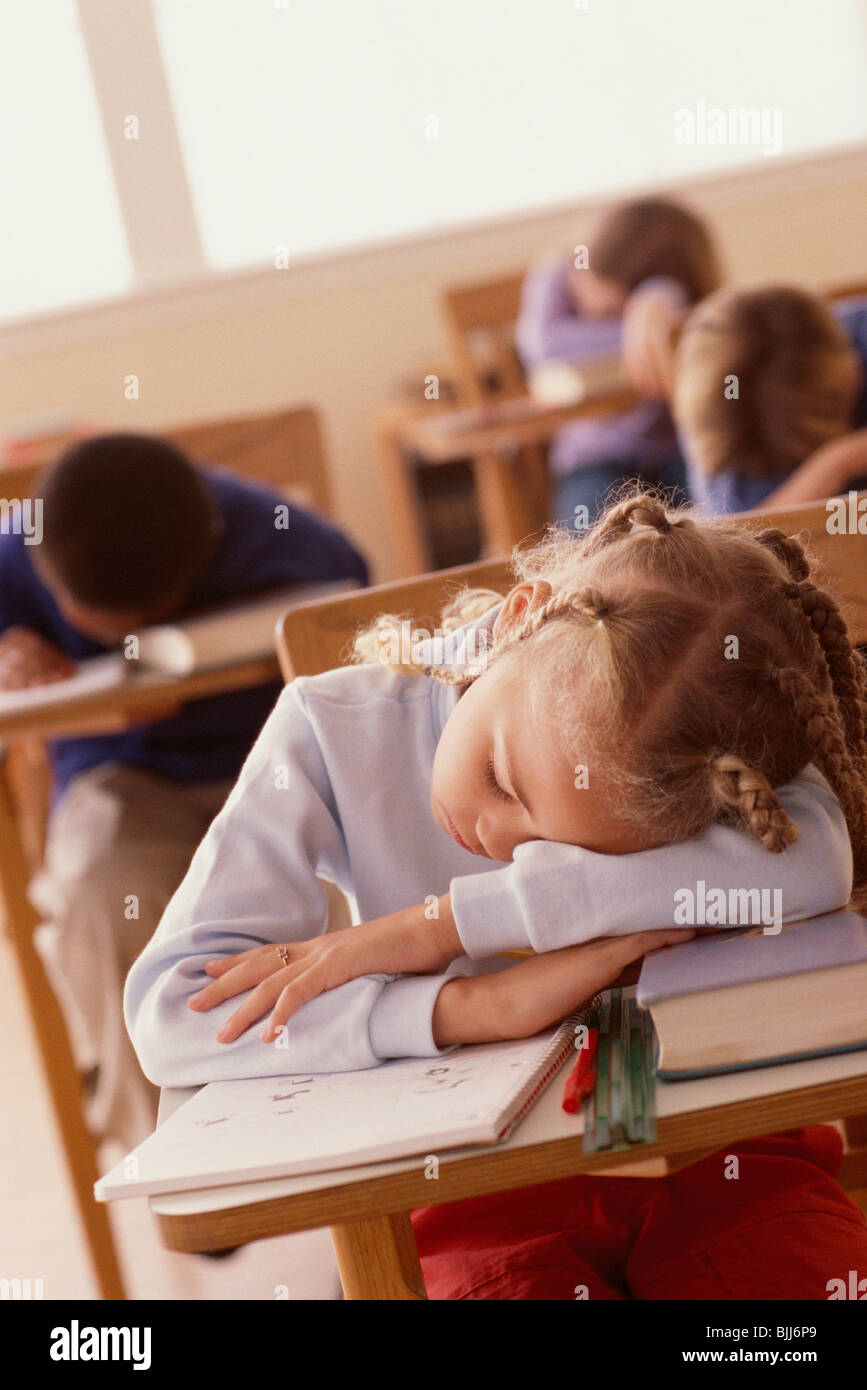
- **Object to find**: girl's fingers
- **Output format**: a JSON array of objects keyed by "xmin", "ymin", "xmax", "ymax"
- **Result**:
[
  {"xmin": 203, "ymin": 959, "xmax": 233, "ymax": 976},
  {"xmin": 261, "ymin": 965, "xmax": 332, "ymax": 1041},
  {"xmin": 188, "ymin": 952, "xmax": 283, "ymax": 1009},
  {"xmin": 215, "ymin": 977, "xmax": 288, "ymax": 1043},
  {"xmin": 203, "ymin": 955, "xmax": 254, "ymax": 977}
]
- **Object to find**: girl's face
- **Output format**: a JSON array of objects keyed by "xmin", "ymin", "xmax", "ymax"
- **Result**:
[{"xmin": 429, "ymin": 583, "xmax": 661, "ymax": 863}]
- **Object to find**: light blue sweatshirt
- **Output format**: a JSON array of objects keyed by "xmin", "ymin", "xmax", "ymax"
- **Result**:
[{"xmin": 124, "ymin": 607, "xmax": 853, "ymax": 1087}]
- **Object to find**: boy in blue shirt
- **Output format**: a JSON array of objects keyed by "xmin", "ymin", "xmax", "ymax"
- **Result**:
[{"xmin": 0, "ymin": 432, "xmax": 369, "ymax": 1150}]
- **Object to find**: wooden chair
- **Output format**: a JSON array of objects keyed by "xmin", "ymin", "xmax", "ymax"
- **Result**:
[
  {"xmin": 440, "ymin": 274, "xmax": 550, "ymax": 554},
  {"xmin": 441, "ymin": 273, "xmax": 645, "ymax": 556},
  {"xmin": 0, "ymin": 404, "xmax": 333, "ymax": 517},
  {"xmin": 737, "ymin": 492, "xmax": 867, "ymax": 645},
  {"xmin": 276, "ymin": 555, "xmax": 512, "ymax": 682},
  {"xmin": 167, "ymin": 406, "xmax": 333, "ymax": 513},
  {"xmin": 275, "ymin": 502, "xmax": 867, "ymax": 1198},
  {"xmin": 0, "ymin": 404, "xmax": 337, "ymax": 1299}
]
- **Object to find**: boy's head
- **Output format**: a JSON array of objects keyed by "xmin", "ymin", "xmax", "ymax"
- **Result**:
[
  {"xmin": 35, "ymin": 433, "xmax": 221, "ymax": 644},
  {"xmin": 572, "ymin": 196, "xmax": 722, "ymax": 319},
  {"xmin": 674, "ymin": 285, "xmax": 862, "ymax": 480}
]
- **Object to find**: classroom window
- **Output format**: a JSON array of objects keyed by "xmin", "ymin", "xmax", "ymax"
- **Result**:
[
  {"xmin": 0, "ymin": 1, "xmax": 133, "ymax": 322},
  {"xmin": 1, "ymin": 0, "xmax": 866, "ymax": 323},
  {"xmin": 150, "ymin": 0, "xmax": 867, "ymax": 269}
]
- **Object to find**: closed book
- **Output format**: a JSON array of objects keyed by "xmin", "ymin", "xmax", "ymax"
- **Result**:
[
  {"xmin": 636, "ymin": 911, "xmax": 867, "ymax": 1079},
  {"xmin": 134, "ymin": 580, "xmax": 358, "ymax": 675}
]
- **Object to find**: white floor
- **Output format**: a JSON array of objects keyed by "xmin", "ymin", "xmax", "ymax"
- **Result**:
[{"xmin": 0, "ymin": 931, "xmax": 341, "ymax": 1301}]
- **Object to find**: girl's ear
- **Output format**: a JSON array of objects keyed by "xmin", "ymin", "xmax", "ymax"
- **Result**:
[{"xmin": 493, "ymin": 580, "xmax": 553, "ymax": 640}]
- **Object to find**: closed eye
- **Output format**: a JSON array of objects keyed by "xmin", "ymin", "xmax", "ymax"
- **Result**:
[{"xmin": 484, "ymin": 754, "xmax": 513, "ymax": 802}]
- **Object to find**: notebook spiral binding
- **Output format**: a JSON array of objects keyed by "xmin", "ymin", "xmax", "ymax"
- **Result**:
[{"xmin": 497, "ymin": 997, "xmax": 604, "ymax": 1142}]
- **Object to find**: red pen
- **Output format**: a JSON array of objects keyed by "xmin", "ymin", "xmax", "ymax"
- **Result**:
[{"xmin": 562, "ymin": 1027, "xmax": 599, "ymax": 1113}]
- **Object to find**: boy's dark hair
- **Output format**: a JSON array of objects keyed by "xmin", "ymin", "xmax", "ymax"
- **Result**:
[
  {"xmin": 38, "ymin": 433, "xmax": 220, "ymax": 612},
  {"xmin": 592, "ymin": 196, "xmax": 722, "ymax": 304}
]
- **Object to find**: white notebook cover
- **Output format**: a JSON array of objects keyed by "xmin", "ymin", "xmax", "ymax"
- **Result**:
[{"xmin": 95, "ymin": 1018, "xmax": 583, "ymax": 1201}]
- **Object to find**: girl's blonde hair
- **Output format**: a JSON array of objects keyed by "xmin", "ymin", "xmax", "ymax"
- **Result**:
[
  {"xmin": 674, "ymin": 285, "xmax": 861, "ymax": 480},
  {"xmin": 351, "ymin": 491, "xmax": 867, "ymax": 906}
]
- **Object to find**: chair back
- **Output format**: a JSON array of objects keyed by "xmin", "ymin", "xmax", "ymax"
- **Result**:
[
  {"xmin": 0, "ymin": 405, "xmax": 333, "ymax": 513},
  {"xmin": 277, "ymin": 493, "xmax": 867, "ymax": 682},
  {"xmin": 736, "ymin": 493, "xmax": 867, "ymax": 645},
  {"xmin": 276, "ymin": 556, "xmax": 513, "ymax": 681},
  {"xmin": 441, "ymin": 274, "xmax": 527, "ymax": 404}
]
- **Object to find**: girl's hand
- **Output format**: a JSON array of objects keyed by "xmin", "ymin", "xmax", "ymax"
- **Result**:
[
  {"xmin": 187, "ymin": 897, "xmax": 461, "ymax": 1044},
  {"xmin": 760, "ymin": 426, "xmax": 867, "ymax": 507},
  {"xmin": 621, "ymin": 286, "xmax": 683, "ymax": 400},
  {"xmin": 432, "ymin": 927, "xmax": 694, "ymax": 1047}
]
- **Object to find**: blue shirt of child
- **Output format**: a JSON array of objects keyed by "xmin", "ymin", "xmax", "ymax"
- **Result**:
[{"xmin": 0, "ymin": 466, "xmax": 370, "ymax": 796}]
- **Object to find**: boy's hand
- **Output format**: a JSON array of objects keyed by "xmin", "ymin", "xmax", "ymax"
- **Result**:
[
  {"xmin": 0, "ymin": 627, "xmax": 76, "ymax": 690},
  {"xmin": 432, "ymin": 927, "xmax": 694, "ymax": 1046},
  {"xmin": 187, "ymin": 894, "xmax": 462, "ymax": 1044}
]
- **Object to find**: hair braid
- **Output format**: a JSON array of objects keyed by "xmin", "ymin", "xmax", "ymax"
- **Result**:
[
  {"xmin": 782, "ymin": 579, "xmax": 867, "ymax": 767},
  {"xmin": 423, "ymin": 586, "xmax": 612, "ymax": 686},
  {"xmin": 753, "ymin": 527, "xmax": 810, "ymax": 581},
  {"xmin": 709, "ymin": 753, "xmax": 798, "ymax": 852},
  {"xmin": 771, "ymin": 665, "xmax": 867, "ymax": 891},
  {"xmin": 591, "ymin": 495, "xmax": 687, "ymax": 547}
]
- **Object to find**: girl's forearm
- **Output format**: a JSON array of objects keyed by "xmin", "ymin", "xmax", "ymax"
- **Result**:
[
  {"xmin": 761, "ymin": 429, "xmax": 867, "ymax": 507},
  {"xmin": 432, "ymin": 973, "xmax": 506, "ymax": 1047}
]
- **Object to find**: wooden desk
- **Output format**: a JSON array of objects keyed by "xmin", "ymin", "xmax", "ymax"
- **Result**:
[
  {"xmin": 378, "ymin": 364, "xmax": 636, "ymax": 575},
  {"xmin": 0, "ymin": 655, "xmax": 280, "ymax": 742},
  {"xmin": 151, "ymin": 1041, "xmax": 867, "ymax": 1300},
  {"xmin": 0, "ymin": 580, "xmax": 353, "ymax": 1301}
]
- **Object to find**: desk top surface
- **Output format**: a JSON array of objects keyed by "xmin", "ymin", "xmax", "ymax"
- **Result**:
[{"xmin": 151, "ymin": 1043, "xmax": 867, "ymax": 1218}]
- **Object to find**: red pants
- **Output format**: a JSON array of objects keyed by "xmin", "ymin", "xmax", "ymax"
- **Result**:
[{"xmin": 411, "ymin": 1127, "xmax": 867, "ymax": 1300}]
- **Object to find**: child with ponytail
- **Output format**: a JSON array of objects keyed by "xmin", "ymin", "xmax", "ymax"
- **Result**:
[{"xmin": 126, "ymin": 491, "xmax": 867, "ymax": 1299}]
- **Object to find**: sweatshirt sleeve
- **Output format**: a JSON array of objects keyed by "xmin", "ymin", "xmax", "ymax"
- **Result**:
[
  {"xmin": 515, "ymin": 258, "xmax": 622, "ymax": 371},
  {"xmin": 123, "ymin": 682, "xmax": 483, "ymax": 1086},
  {"xmin": 449, "ymin": 765, "xmax": 853, "ymax": 958}
]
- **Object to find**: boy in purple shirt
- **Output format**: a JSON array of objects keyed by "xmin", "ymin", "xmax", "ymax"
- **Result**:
[{"xmin": 0, "ymin": 432, "xmax": 368, "ymax": 1149}]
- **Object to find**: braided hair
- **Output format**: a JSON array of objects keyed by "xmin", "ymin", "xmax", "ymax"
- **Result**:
[{"xmin": 353, "ymin": 489, "xmax": 867, "ymax": 904}]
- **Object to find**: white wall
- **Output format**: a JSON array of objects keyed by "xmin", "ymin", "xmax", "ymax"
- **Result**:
[{"xmin": 1, "ymin": 145, "xmax": 866, "ymax": 580}]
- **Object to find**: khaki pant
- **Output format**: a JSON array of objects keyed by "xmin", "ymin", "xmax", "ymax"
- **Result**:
[{"xmin": 29, "ymin": 763, "xmax": 235, "ymax": 1155}]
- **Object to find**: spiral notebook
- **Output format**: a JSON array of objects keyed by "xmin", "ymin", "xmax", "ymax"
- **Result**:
[{"xmin": 95, "ymin": 1011, "xmax": 589, "ymax": 1201}]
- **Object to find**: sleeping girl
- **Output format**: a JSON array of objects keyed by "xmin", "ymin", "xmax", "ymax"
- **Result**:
[
  {"xmin": 125, "ymin": 492, "xmax": 862, "ymax": 1073},
  {"xmin": 124, "ymin": 489, "xmax": 867, "ymax": 1300}
]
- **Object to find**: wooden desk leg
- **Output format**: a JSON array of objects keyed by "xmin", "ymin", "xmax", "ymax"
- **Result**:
[
  {"xmin": 330, "ymin": 1212, "xmax": 427, "ymax": 1300},
  {"xmin": 843, "ymin": 1114, "xmax": 867, "ymax": 1147},
  {"xmin": 0, "ymin": 753, "xmax": 126, "ymax": 1301},
  {"xmin": 377, "ymin": 425, "xmax": 430, "ymax": 578},
  {"xmin": 474, "ymin": 452, "xmax": 538, "ymax": 556}
]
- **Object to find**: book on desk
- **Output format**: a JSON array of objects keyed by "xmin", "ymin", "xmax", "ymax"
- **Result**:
[{"xmin": 0, "ymin": 579, "xmax": 358, "ymax": 716}]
